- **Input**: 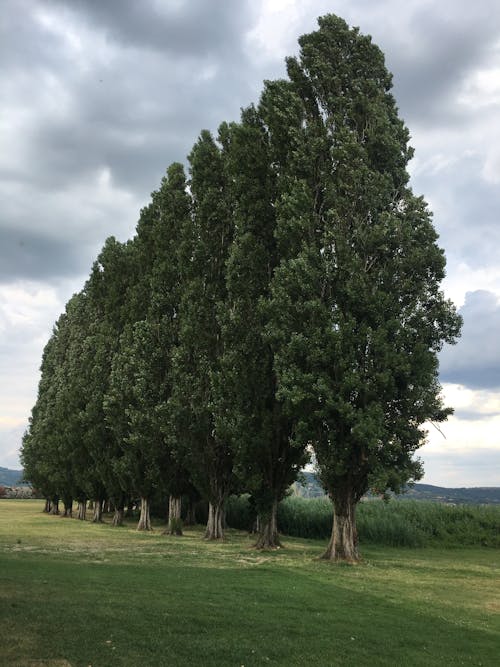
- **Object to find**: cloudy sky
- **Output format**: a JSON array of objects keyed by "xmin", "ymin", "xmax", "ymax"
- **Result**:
[{"xmin": 1, "ymin": 0, "xmax": 499, "ymax": 487}]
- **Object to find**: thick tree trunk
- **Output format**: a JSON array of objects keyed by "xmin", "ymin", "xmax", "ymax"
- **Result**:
[
  {"xmin": 253, "ymin": 499, "xmax": 281, "ymax": 549},
  {"xmin": 92, "ymin": 499, "xmax": 103, "ymax": 523},
  {"xmin": 322, "ymin": 489, "xmax": 360, "ymax": 563},
  {"xmin": 62, "ymin": 499, "xmax": 73, "ymax": 517},
  {"xmin": 165, "ymin": 495, "xmax": 183, "ymax": 535},
  {"xmin": 43, "ymin": 499, "xmax": 51, "ymax": 513},
  {"xmin": 137, "ymin": 496, "xmax": 152, "ymax": 531},
  {"xmin": 76, "ymin": 500, "xmax": 87, "ymax": 521},
  {"xmin": 205, "ymin": 500, "xmax": 224, "ymax": 540},
  {"xmin": 50, "ymin": 499, "xmax": 60, "ymax": 515}
]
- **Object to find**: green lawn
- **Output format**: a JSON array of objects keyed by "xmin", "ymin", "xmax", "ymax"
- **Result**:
[{"xmin": 1, "ymin": 500, "xmax": 498, "ymax": 666}]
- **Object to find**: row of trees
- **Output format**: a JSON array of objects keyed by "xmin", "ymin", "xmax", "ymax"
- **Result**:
[{"xmin": 21, "ymin": 15, "xmax": 461, "ymax": 561}]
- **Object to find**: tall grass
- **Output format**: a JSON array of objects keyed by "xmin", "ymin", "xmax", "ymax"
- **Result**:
[{"xmin": 226, "ymin": 495, "xmax": 500, "ymax": 547}]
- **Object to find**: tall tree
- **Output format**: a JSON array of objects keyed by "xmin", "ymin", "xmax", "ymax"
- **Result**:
[
  {"xmin": 22, "ymin": 292, "xmax": 96, "ymax": 519},
  {"xmin": 21, "ymin": 323, "xmax": 65, "ymax": 512},
  {"xmin": 217, "ymin": 107, "xmax": 308, "ymax": 548},
  {"xmin": 265, "ymin": 15, "xmax": 462, "ymax": 561},
  {"xmin": 170, "ymin": 129, "xmax": 235, "ymax": 539},
  {"xmin": 82, "ymin": 237, "xmax": 137, "ymax": 523},
  {"xmin": 105, "ymin": 165, "xmax": 191, "ymax": 531}
]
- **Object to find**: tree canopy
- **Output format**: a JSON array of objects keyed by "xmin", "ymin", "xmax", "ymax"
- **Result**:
[{"xmin": 21, "ymin": 14, "xmax": 461, "ymax": 560}]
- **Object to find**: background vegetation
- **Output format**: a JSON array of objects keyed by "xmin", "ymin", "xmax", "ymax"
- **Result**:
[{"xmin": 226, "ymin": 495, "xmax": 500, "ymax": 547}]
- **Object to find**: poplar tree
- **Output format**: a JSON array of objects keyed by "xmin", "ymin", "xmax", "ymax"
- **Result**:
[
  {"xmin": 83, "ymin": 237, "xmax": 136, "ymax": 523},
  {"xmin": 218, "ymin": 107, "xmax": 308, "ymax": 548},
  {"xmin": 265, "ymin": 15, "xmax": 461, "ymax": 561},
  {"xmin": 105, "ymin": 165, "xmax": 191, "ymax": 531},
  {"xmin": 170, "ymin": 130, "xmax": 235, "ymax": 540}
]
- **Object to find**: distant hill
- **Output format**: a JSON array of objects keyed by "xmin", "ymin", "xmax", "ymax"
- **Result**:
[
  {"xmin": 401, "ymin": 484, "xmax": 500, "ymax": 505},
  {"xmin": 294, "ymin": 471, "xmax": 500, "ymax": 504},
  {"xmin": 2, "ymin": 466, "xmax": 499, "ymax": 504},
  {"xmin": 0, "ymin": 467, "xmax": 26, "ymax": 487}
]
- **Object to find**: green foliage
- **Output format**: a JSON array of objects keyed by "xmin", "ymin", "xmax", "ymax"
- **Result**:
[
  {"xmin": 22, "ymin": 14, "xmax": 463, "ymax": 558},
  {"xmin": 169, "ymin": 130, "xmax": 235, "ymax": 513},
  {"xmin": 262, "ymin": 16, "xmax": 462, "ymax": 539},
  {"xmin": 217, "ymin": 108, "xmax": 307, "ymax": 530},
  {"xmin": 278, "ymin": 497, "xmax": 500, "ymax": 547}
]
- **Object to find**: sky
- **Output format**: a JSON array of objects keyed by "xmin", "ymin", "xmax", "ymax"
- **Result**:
[{"xmin": 1, "ymin": 0, "xmax": 499, "ymax": 487}]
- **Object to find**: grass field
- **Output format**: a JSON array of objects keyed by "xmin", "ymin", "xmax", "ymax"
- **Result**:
[{"xmin": 1, "ymin": 500, "xmax": 499, "ymax": 666}]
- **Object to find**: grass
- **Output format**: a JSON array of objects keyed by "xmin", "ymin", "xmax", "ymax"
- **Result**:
[{"xmin": 1, "ymin": 500, "xmax": 499, "ymax": 667}]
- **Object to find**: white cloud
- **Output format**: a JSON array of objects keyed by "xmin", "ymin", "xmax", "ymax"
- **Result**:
[
  {"xmin": 0, "ymin": 280, "xmax": 73, "ymax": 426},
  {"xmin": 421, "ymin": 383, "xmax": 500, "ymax": 486}
]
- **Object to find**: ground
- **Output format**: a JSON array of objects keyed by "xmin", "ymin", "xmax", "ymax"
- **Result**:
[{"xmin": 0, "ymin": 500, "xmax": 498, "ymax": 666}]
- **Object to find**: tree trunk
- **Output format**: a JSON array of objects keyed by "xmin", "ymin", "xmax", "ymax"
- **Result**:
[
  {"xmin": 62, "ymin": 499, "xmax": 73, "ymax": 517},
  {"xmin": 322, "ymin": 489, "xmax": 360, "ymax": 563},
  {"xmin": 43, "ymin": 499, "xmax": 51, "ymax": 513},
  {"xmin": 92, "ymin": 499, "xmax": 103, "ymax": 523},
  {"xmin": 253, "ymin": 498, "xmax": 281, "ymax": 549},
  {"xmin": 76, "ymin": 500, "xmax": 87, "ymax": 521},
  {"xmin": 165, "ymin": 495, "xmax": 183, "ymax": 535},
  {"xmin": 50, "ymin": 499, "xmax": 60, "ymax": 515},
  {"xmin": 137, "ymin": 496, "xmax": 152, "ymax": 531},
  {"xmin": 112, "ymin": 501, "xmax": 125, "ymax": 527},
  {"xmin": 205, "ymin": 500, "xmax": 224, "ymax": 540}
]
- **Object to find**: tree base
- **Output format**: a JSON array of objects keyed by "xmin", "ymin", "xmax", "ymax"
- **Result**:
[
  {"xmin": 163, "ymin": 496, "xmax": 183, "ymax": 535},
  {"xmin": 205, "ymin": 501, "xmax": 224, "ymax": 540},
  {"xmin": 322, "ymin": 494, "xmax": 360, "ymax": 563},
  {"xmin": 137, "ymin": 497, "xmax": 152, "ymax": 531},
  {"xmin": 252, "ymin": 535, "xmax": 283, "ymax": 550},
  {"xmin": 319, "ymin": 548, "xmax": 361, "ymax": 564},
  {"xmin": 252, "ymin": 502, "xmax": 281, "ymax": 550},
  {"xmin": 112, "ymin": 507, "xmax": 124, "ymax": 527}
]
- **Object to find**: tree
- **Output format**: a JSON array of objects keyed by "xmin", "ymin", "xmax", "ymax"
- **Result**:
[
  {"xmin": 22, "ymin": 292, "xmax": 97, "ymax": 519},
  {"xmin": 105, "ymin": 165, "xmax": 191, "ymax": 531},
  {"xmin": 265, "ymin": 15, "xmax": 462, "ymax": 561},
  {"xmin": 80, "ymin": 237, "xmax": 142, "ymax": 523},
  {"xmin": 170, "ymin": 129, "xmax": 235, "ymax": 540},
  {"xmin": 217, "ymin": 107, "xmax": 308, "ymax": 548}
]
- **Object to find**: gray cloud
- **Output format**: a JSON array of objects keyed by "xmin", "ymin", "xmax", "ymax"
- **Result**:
[
  {"xmin": 1, "ymin": 0, "xmax": 260, "ymax": 282},
  {"xmin": 1, "ymin": 0, "xmax": 500, "ymax": 484},
  {"xmin": 48, "ymin": 0, "xmax": 254, "ymax": 58},
  {"xmin": 0, "ymin": 226, "xmax": 95, "ymax": 283},
  {"xmin": 386, "ymin": 3, "xmax": 500, "ymax": 125},
  {"xmin": 413, "ymin": 153, "xmax": 500, "ymax": 270},
  {"xmin": 2, "ymin": 0, "xmax": 500, "ymax": 283},
  {"xmin": 440, "ymin": 290, "xmax": 500, "ymax": 390}
]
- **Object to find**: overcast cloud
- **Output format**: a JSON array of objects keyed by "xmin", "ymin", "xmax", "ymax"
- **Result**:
[{"xmin": 1, "ymin": 0, "xmax": 499, "ymax": 486}]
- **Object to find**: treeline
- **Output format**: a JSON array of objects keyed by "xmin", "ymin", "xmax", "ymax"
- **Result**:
[{"xmin": 21, "ymin": 15, "xmax": 460, "ymax": 561}]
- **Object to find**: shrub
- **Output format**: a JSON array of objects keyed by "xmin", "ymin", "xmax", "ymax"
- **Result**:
[{"xmin": 225, "ymin": 495, "xmax": 500, "ymax": 548}]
